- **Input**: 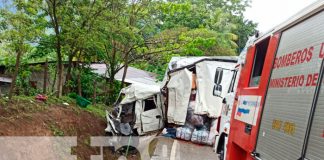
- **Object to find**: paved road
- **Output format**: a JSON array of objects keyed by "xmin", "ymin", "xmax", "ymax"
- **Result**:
[{"xmin": 150, "ymin": 136, "xmax": 218, "ymax": 160}]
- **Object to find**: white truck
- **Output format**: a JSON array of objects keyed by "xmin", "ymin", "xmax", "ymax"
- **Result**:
[{"xmin": 214, "ymin": 36, "xmax": 255, "ymax": 159}]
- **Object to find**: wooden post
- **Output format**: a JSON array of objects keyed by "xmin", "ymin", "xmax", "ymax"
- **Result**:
[
  {"xmin": 77, "ymin": 63, "xmax": 82, "ymax": 96},
  {"xmin": 77, "ymin": 54, "xmax": 82, "ymax": 97},
  {"xmin": 52, "ymin": 66, "xmax": 57, "ymax": 93},
  {"xmin": 93, "ymin": 80, "xmax": 97, "ymax": 106},
  {"xmin": 77, "ymin": 70, "xmax": 82, "ymax": 96},
  {"xmin": 43, "ymin": 59, "xmax": 48, "ymax": 94}
]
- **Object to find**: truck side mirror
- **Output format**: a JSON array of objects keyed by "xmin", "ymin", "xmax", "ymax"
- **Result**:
[{"xmin": 213, "ymin": 67, "xmax": 223, "ymax": 97}]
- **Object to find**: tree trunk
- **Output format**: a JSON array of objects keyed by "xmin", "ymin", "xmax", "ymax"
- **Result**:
[
  {"xmin": 77, "ymin": 53, "xmax": 83, "ymax": 97},
  {"xmin": 55, "ymin": 30, "xmax": 63, "ymax": 97},
  {"xmin": 43, "ymin": 59, "xmax": 48, "ymax": 94},
  {"xmin": 105, "ymin": 77, "xmax": 115, "ymax": 105},
  {"xmin": 104, "ymin": 78, "xmax": 109, "ymax": 97},
  {"xmin": 120, "ymin": 52, "xmax": 129, "ymax": 88},
  {"xmin": 51, "ymin": 0, "xmax": 63, "ymax": 98},
  {"xmin": 64, "ymin": 55, "xmax": 73, "ymax": 94},
  {"xmin": 77, "ymin": 66, "xmax": 82, "ymax": 96},
  {"xmin": 52, "ymin": 66, "xmax": 57, "ymax": 93},
  {"xmin": 108, "ymin": 77, "xmax": 114, "ymax": 95},
  {"xmin": 64, "ymin": 49, "xmax": 78, "ymax": 94},
  {"xmin": 9, "ymin": 50, "xmax": 22, "ymax": 100},
  {"xmin": 56, "ymin": 53, "xmax": 63, "ymax": 98}
]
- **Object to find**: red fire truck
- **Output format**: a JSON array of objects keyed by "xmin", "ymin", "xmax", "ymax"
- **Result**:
[{"xmin": 227, "ymin": 1, "xmax": 324, "ymax": 160}]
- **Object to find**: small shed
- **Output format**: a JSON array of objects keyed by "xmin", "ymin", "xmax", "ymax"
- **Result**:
[{"xmin": 0, "ymin": 76, "xmax": 12, "ymax": 95}]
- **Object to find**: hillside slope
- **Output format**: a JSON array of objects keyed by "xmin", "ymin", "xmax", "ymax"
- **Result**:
[{"xmin": 0, "ymin": 97, "xmax": 107, "ymax": 160}]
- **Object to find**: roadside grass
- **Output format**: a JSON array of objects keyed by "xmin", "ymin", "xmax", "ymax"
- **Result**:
[
  {"xmin": 83, "ymin": 104, "xmax": 107, "ymax": 119},
  {"xmin": 0, "ymin": 95, "xmax": 111, "ymax": 121},
  {"xmin": 1, "ymin": 96, "xmax": 48, "ymax": 114},
  {"xmin": 0, "ymin": 97, "xmax": 7, "ymax": 106},
  {"xmin": 48, "ymin": 123, "xmax": 65, "ymax": 136},
  {"xmin": 46, "ymin": 96, "xmax": 75, "ymax": 106}
]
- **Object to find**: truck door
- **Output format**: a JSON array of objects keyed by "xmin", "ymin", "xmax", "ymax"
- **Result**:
[
  {"xmin": 254, "ymin": 11, "xmax": 324, "ymax": 160},
  {"xmin": 141, "ymin": 97, "xmax": 163, "ymax": 133}
]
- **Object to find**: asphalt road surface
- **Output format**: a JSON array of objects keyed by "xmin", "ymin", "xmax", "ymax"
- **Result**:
[{"xmin": 150, "ymin": 136, "xmax": 218, "ymax": 160}]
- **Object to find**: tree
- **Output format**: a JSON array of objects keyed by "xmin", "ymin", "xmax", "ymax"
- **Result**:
[
  {"xmin": 133, "ymin": 0, "xmax": 256, "ymax": 79},
  {"xmin": 0, "ymin": 0, "xmax": 256, "ymax": 104},
  {"xmin": 61, "ymin": 0, "xmax": 113, "ymax": 94},
  {"xmin": 231, "ymin": 16, "xmax": 257, "ymax": 52},
  {"xmin": 156, "ymin": 0, "xmax": 256, "ymax": 53},
  {"xmin": 38, "ymin": 0, "xmax": 66, "ymax": 98},
  {"xmin": 0, "ymin": 0, "xmax": 45, "ymax": 99},
  {"xmin": 80, "ymin": 0, "xmax": 182, "ymax": 103}
]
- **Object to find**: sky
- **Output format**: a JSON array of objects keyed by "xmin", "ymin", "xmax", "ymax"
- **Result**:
[
  {"xmin": 244, "ymin": 0, "xmax": 318, "ymax": 33},
  {"xmin": 0, "ymin": 0, "xmax": 318, "ymax": 33}
]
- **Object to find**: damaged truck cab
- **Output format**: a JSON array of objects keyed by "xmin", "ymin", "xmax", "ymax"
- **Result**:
[{"xmin": 105, "ymin": 83, "xmax": 165, "ymax": 136}]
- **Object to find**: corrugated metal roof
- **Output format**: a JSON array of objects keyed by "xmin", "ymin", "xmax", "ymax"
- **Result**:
[
  {"xmin": 0, "ymin": 77, "xmax": 12, "ymax": 83},
  {"xmin": 90, "ymin": 63, "xmax": 157, "ymax": 85}
]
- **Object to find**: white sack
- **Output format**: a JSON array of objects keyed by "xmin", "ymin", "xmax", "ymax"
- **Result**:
[{"xmin": 207, "ymin": 119, "xmax": 219, "ymax": 145}]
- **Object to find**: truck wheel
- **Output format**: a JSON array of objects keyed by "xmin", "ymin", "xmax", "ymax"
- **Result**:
[
  {"xmin": 105, "ymin": 131, "xmax": 113, "ymax": 136},
  {"xmin": 116, "ymin": 145, "xmax": 141, "ymax": 158}
]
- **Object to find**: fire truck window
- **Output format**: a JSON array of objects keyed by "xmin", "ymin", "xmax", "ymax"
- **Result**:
[{"xmin": 249, "ymin": 37, "xmax": 270, "ymax": 87}]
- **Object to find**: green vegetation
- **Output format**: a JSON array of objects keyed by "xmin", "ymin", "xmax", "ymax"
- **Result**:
[
  {"xmin": 49, "ymin": 123, "xmax": 65, "ymax": 136},
  {"xmin": 0, "ymin": 0, "xmax": 256, "ymax": 105},
  {"xmin": 0, "ymin": 96, "xmax": 48, "ymax": 115},
  {"xmin": 84, "ymin": 104, "xmax": 107, "ymax": 119}
]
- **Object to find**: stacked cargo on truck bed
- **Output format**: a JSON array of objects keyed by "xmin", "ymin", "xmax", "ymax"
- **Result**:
[{"xmin": 161, "ymin": 57, "xmax": 238, "ymax": 146}]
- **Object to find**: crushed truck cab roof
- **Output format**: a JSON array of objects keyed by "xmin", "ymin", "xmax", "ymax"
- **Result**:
[{"xmin": 120, "ymin": 83, "xmax": 161, "ymax": 104}]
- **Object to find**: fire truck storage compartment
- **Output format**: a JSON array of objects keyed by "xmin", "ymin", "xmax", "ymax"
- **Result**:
[
  {"xmin": 254, "ymin": 11, "xmax": 324, "ymax": 160},
  {"xmin": 306, "ymin": 77, "xmax": 324, "ymax": 160}
]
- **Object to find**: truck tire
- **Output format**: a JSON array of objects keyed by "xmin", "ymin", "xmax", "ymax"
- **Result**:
[
  {"xmin": 105, "ymin": 131, "xmax": 113, "ymax": 136},
  {"xmin": 219, "ymin": 147, "xmax": 225, "ymax": 160},
  {"xmin": 217, "ymin": 133, "xmax": 226, "ymax": 160}
]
